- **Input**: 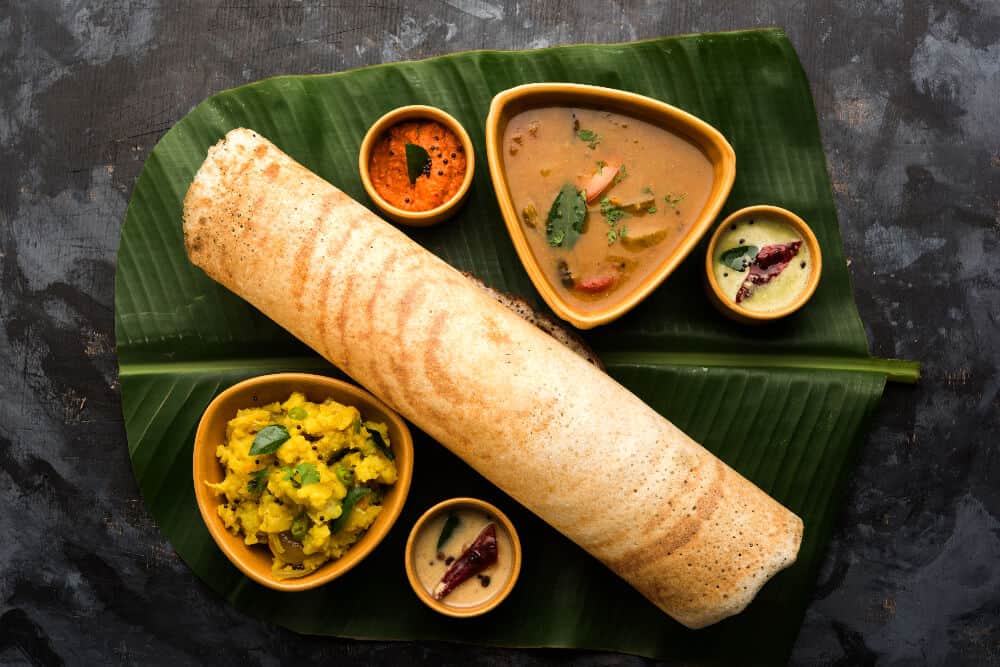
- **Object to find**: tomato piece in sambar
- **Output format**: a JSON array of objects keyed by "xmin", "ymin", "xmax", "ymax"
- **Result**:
[{"xmin": 368, "ymin": 120, "xmax": 467, "ymax": 212}]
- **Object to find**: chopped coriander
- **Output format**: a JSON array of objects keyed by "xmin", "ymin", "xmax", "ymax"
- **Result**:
[
  {"xmin": 596, "ymin": 159, "xmax": 607, "ymax": 170},
  {"xmin": 647, "ymin": 206, "xmax": 658, "ymax": 214},
  {"xmin": 576, "ymin": 128, "xmax": 601, "ymax": 149},
  {"xmin": 664, "ymin": 192, "xmax": 686, "ymax": 208},
  {"xmin": 619, "ymin": 226, "xmax": 629, "ymax": 237},
  {"xmin": 283, "ymin": 462, "xmax": 320, "ymax": 489},
  {"xmin": 613, "ymin": 164, "xmax": 628, "ymax": 185},
  {"xmin": 607, "ymin": 229, "xmax": 618, "ymax": 244},
  {"xmin": 642, "ymin": 186, "xmax": 653, "ymax": 195},
  {"xmin": 599, "ymin": 196, "xmax": 627, "ymax": 226}
]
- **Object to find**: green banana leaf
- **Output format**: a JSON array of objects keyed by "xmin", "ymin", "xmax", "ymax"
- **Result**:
[{"xmin": 116, "ymin": 29, "xmax": 918, "ymax": 665}]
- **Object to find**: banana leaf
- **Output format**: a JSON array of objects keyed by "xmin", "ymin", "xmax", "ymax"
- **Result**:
[{"xmin": 116, "ymin": 29, "xmax": 918, "ymax": 664}]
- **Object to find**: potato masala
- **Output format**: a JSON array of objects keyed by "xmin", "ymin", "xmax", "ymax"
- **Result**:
[{"xmin": 205, "ymin": 392, "xmax": 398, "ymax": 579}]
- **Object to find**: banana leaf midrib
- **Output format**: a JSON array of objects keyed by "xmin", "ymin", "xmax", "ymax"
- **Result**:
[{"xmin": 116, "ymin": 352, "xmax": 919, "ymax": 382}]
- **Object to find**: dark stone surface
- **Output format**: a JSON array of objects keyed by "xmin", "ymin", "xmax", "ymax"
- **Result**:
[{"xmin": 1, "ymin": 1, "xmax": 997, "ymax": 664}]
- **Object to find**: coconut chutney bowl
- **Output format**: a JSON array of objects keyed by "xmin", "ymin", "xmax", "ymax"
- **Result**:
[
  {"xmin": 192, "ymin": 373, "xmax": 414, "ymax": 592},
  {"xmin": 404, "ymin": 497, "xmax": 522, "ymax": 618},
  {"xmin": 704, "ymin": 204, "xmax": 823, "ymax": 323}
]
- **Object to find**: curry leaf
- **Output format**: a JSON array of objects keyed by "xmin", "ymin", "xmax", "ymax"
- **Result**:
[
  {"xmin": 405, "ymin": 143, "xmax": 430, "ymax": 184},
  {"xmin": 328, "ymin": 487, "xmax": 372, "ymax": 533},
  {"xmin": 249, "ymin": 425, "xmax": 290, "ymax": 455},
  {"xmin": 436, "ymin": 513, "xmax": 461, "ymax": 551},
  {"xmin": 366, "ymin": 427, "xmax": 395, "ymax": 461},
  {"xmin": 720, "ymin": 245, "xmax": 760, "ymax": 271},
  {"xmin": 545, "ymin": 184, "xmax": 587, "ymax": 248}
]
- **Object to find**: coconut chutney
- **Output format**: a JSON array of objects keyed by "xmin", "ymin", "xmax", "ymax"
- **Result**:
[{"xmin": 712, "ymin": 216, "xmax": 812, "ymax": 312}]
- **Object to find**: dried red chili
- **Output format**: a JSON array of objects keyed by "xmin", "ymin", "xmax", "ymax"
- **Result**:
[
  {"xmin": 735, "ymin": 241, "xmax": 802, "ymax": 303},
  {"xmin": 432, "ymin": 523, "xmax": 498, "ymax": 600}
]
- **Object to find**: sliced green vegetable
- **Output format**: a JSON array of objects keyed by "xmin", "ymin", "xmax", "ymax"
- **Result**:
[
  {"xmin": 288, "ymin": 406, "xmax": 308, "ymax": 420},
  {"xmin": 545, "ymin": 184, "xmax": 587, "ymax": 248},
  {"xmin": 617, "ymin": 197, "xmax": 655, "ymax": 215},
  {"xmin": 334, "ymin": 463, "xmax": 354, "ymax": 485},
  {"xmin": 249, "ymin": 425, "xmax": 290, "ymax": 455},
  {"xmin": 367, "ymin": 428, "xmax": 395, "ymax": 461},
  {"xmin": 328, "ymin": 487, "xmax": 372, "ymax": 533},
  {"xmin": 720, "ymin": 245, "xmax": 760, "ymax": 271},
  {"xmin": 621, "ymin": 228, "xmax": 668, "ymax": 251},
  {"xmin": 290, "ymin": 513, "xmax": 311, "ymax": 540},
  {"xmin": 246, "ymin": 468, "xmax": 270, "ymax": 494},
  {"xmin": 405, "ymin": 143, "xmax": 431, "ymax": 184},
  {"xmin": 436, "ymin": 513, "xmax": 461, "ymax": 551}
]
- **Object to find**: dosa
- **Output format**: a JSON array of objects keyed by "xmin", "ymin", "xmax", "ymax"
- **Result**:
[{"xmin": 183, "ymin": 128, "xmax": 803, "ymax": 629}]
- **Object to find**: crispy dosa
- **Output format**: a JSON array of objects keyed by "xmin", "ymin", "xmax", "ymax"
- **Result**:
[{"xmin": 183, "ymin": 128, "xmax": 803, "ymax": 629}]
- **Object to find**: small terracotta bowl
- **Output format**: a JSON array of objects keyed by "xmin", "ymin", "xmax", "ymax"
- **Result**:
[
  {"xmin": 704, "ymin": 205, "xmax": 823, "ymax": 324},
  {"xmin": 404, "ymin": 497, "xmax": 522, "ymax": 618},
  {"xmin": 193, "ymin": 373, "xmax": 414, "ymax": 592},
  {"xmin": 358, "ymin": 105, "xmax": 475, "ymax": 227},
  {"xmin": 486, "ymin": 83, "xmax": 736, "ymax": 329}
]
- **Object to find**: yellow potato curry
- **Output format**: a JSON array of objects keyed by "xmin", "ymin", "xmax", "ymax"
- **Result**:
[{"xmin": 205, "ymin": 392, "xmax": 398, "ymax": 579}]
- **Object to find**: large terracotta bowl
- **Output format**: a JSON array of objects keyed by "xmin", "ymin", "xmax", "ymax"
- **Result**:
[{"xmin": 192, "ymin": 373, "xmax": 414, "ymax": 592}]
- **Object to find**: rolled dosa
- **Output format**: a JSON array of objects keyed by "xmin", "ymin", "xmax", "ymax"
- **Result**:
[{"xmin": 183, "ymin": 128, "xmax": 803, "ymax": 629}]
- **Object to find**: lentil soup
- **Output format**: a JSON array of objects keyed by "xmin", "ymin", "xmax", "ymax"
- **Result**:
[{"xmin": 501, "ymin": 107, "xmax": 714, "ymax": 313}]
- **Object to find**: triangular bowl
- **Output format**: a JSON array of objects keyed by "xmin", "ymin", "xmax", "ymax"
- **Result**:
[{"xmin": 485, "ymin": 83, "xmax": 736, "ymax": 329}]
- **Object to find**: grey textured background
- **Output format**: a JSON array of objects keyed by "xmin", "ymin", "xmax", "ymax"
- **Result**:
[{"xmin": 2, "ymin": 1, "xmax": 998, "ymax": 665}]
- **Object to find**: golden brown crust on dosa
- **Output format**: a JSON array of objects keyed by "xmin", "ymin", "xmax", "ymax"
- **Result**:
[{"xmin": 183, "ymin": 128, "xmax": 803, "ymax": 629}]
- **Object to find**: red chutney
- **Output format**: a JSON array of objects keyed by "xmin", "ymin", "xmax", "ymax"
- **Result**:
[{"xmin": 368, "ymin": 120, "xmax": 467, "ymax": 211}]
